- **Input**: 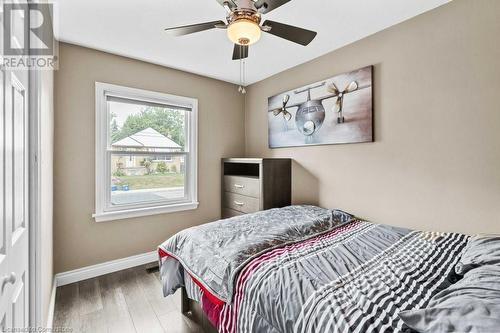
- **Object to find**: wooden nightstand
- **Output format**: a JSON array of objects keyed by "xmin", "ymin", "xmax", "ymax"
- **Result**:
[{"xmin": 221, "ymin": 158, "xmax": 292, "ymax": 218}]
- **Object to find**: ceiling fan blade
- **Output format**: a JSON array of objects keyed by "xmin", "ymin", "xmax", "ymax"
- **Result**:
[
  {"xmin": 232, "ymin": 44, "xmax": 249, "ymax": 60},
  {"xmin": 262, "ymin": 20, "xmax": 317, "ymax": 46},
  {"xmin": 165, "ymin": 20, "xmax": 226, "ymax": 36},
  {"xmin": 254, "ymin": 0, "xmax": 292, "ymax": 14}
]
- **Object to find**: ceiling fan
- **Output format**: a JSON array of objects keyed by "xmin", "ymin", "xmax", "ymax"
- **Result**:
[{"xmin": 164, "ymin": 0, "xmax": 318, "ymax": 60}]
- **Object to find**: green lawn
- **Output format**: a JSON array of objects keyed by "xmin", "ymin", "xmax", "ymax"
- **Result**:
[{"xmin": 115, "ymin": 173, "xmax": 184, "ymax": 190}]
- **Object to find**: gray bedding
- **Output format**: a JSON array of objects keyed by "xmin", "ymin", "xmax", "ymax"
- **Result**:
[
  {"xmin": 158, "ymin": 206, "xmax": 470, "ymax": 332},
  {"xmin": 158, "ymin": 205, "xmax": 349, "ymax": 303},
  {"xmin": 399, "ymin": 265, "xmax": 500, "ymax": 333},
  {"xmin": 455, "ymin": 234, "xmax": 500, "ymax": 275}
]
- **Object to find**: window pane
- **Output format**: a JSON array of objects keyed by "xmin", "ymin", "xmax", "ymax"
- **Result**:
[
  {"xmin": 110, "ymin": 154, "xmax": 186, "ymax": 206},
  {"xmin": 108, "ymin": 98, "xmax": 186, "ymax": 152}
]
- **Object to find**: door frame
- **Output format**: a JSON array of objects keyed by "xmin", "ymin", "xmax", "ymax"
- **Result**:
[
  {"xmin": 27, "ymin": 0, "xmax": 54, "ymax": 326},
  {"xmin": 28, "ymin": 67, "xmax": 42, "ymax": 327}
]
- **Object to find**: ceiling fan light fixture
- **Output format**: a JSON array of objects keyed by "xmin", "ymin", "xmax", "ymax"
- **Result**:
[{"xmin": 227, "ymin": 18, "xmax": 261, "ymax": 45}]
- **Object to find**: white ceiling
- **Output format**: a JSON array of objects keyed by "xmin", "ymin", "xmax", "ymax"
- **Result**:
[{"xmin": 54, "ymin": 0, "xmax": 450, "ymax": 85}]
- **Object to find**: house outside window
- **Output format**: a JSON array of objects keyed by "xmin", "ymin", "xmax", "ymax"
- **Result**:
[{"xmin": 94, "ymin": 83, "xmax": 198, "ymax": 222}]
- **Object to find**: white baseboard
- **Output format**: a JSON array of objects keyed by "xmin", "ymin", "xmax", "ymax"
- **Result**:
[
  {"xmin": 46, "ymin": 277, "xmax": 57, "ymax": 329},
  {"xmin": 55, "ymin": 250, "xmax": 158, "ymax": 287}
]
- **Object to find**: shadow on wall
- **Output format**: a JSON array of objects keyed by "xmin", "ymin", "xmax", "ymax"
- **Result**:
[{"xmin": 291, "ymin": 160, "xmax": 319, "ymax": 206}]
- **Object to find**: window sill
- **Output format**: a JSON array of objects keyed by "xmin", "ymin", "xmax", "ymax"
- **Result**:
[{"xmin": 93, "ymin": 201, "xmax": 199, "ymax": 222}]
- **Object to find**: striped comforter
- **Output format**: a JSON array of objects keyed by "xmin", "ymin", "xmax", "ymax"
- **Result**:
[{"xmin": 159, "ymin": 210, "xmax": 468, "ymax": 333}]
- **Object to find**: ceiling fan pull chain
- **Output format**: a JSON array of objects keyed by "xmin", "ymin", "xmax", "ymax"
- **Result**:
[
  {"xmin": 237, "ymin": 45, "xmax": 247, "ymax": 94},
  {"xmin": 242, "ymin": 59, "xmax": 246, "ymax": 94},
  {"xmin": 239, "ymin": 48, "xmax": 242, "ymax": 91},
  {"xmin": 238, "ymin": 57, "xmax": 243, "ymax": 92}
]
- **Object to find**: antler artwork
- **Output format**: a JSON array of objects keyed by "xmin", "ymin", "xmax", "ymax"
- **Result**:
[{"xmin": 327, "ymin": 81, "xmax": 359, "ymax": 123}]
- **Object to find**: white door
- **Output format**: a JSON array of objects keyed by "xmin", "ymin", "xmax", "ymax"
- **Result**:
[{"xmin": 0, "ymin": 0, "xmax": 30, "ymax": 330}]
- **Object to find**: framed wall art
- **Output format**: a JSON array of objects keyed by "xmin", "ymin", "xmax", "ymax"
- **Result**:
[{"xmin": 268, "ymin": 65, "xmax": 373, "ymax": 148}]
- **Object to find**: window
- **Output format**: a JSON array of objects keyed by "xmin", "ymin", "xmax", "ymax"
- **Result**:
[
  {"xmin": 152, "ymin": 155, "xmax": 173, "ymax": 162},
  {"xmin": 93, "ymin": 83, "xmax": 198, "ymax": 222}
]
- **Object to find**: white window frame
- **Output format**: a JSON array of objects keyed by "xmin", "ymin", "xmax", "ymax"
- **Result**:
[{"xmin": 93, "ymin": 82, "xmax": 198, "ymax": 222}]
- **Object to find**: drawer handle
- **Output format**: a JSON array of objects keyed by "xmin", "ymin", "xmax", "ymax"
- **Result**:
[
  {"xmin": 234, "ymin": 184, "xmax": 244, "ymax": 189},
  {"xmin": 234, "ymin": 201, "xmax": 244, "ymax": 206}
]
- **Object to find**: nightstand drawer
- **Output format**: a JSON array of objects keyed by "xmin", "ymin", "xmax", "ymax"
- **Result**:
[
  {"xmin": 223, "ymin": 175, "xmax": 260, "ymax": 198},
  {"xmin": 223, "ymin": 192, "xmax": 260, "ymax": 214},
  {"xmin": 222, "ymin": 208, "xmax": 245, "ymax": 219}
]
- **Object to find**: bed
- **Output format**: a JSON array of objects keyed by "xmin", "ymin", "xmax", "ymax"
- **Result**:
[{"xmin": 157, "ymin": 205, "xmax": 498, "ymax": 333}]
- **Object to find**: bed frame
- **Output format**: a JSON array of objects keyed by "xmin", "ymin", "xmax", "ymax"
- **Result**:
[{"xmin": 181, "ymin": 287, "xmax": 219, "ymax": 333}]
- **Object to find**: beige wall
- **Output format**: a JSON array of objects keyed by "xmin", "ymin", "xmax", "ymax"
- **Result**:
[
  {"xmin": 54, "ymin": 44, "xmax": 245, "ymax": 273},
  {"xmin": 245, "ymin": 0, "xmax": 500, "ymax": 234}
]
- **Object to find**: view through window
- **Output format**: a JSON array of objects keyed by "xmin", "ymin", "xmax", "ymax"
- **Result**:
[{"xmin": 108, "ymin": 97, "xmax": 189, "ymax": 207}]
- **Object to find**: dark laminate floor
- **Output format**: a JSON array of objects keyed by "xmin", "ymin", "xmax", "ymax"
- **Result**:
[{"xmin": 53, "ymin": 264, "xmax": 204, "ymax": 333}]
